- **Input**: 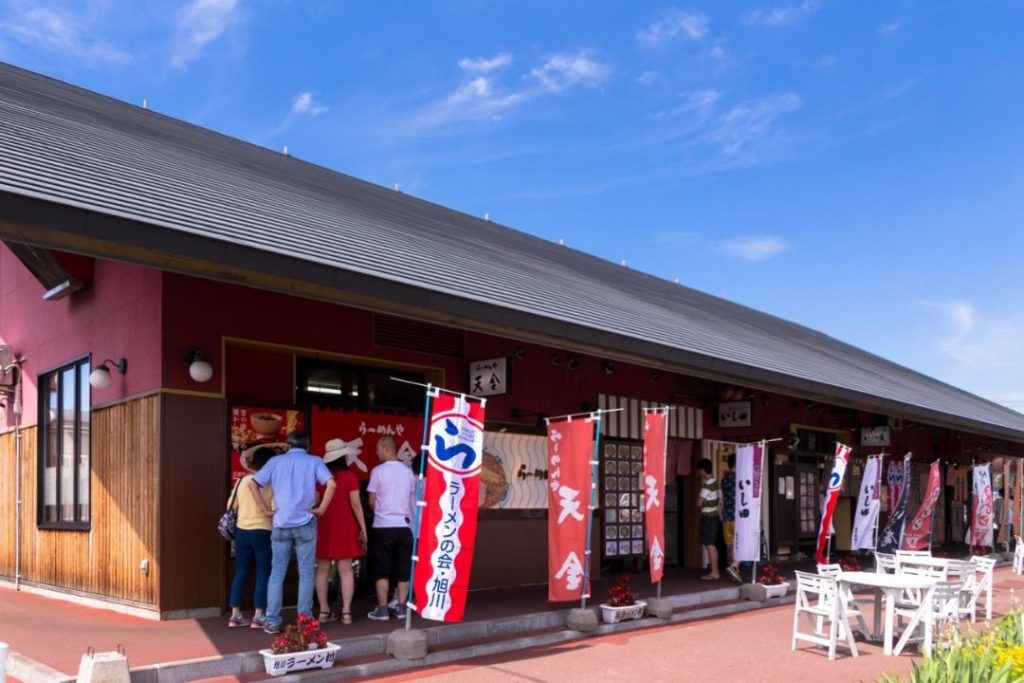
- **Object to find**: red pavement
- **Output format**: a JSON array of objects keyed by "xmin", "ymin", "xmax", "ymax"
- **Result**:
[
  {"xmin": 362, "ymin": 568, "xmax": 1024, "ymax": 683},
  {"xmin": 0, "ymin": 566, "xmax": 771, "ymax": 677}
]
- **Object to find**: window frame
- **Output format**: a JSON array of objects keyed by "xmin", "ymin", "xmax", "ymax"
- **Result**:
[{"xmin": 37, "ymin": 354, "xmax": 91, "ymax": 530}]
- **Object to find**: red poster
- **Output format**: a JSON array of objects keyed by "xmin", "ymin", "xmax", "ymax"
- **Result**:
[
  {"xmin": 229, "ymin": 406, "xmax": 306, "ymax": 490},
  {"xmin": 901, "ymin": 461, "xmax": 942, "ymax": 550},
  {"xmin": 412, "ymin": 393, "xmax": 486, "ymax": 622},
  {"xmin": 643, "ymin": 410, "xmax": 668, "ymax": 584},
  {"xmin": 547, "ymin": 417, "xmax": 595, "ymax": 602},
  {"xmin": 815, "ymin": 443, "xmax": 851, "ymax": 564},
  {"xmin": 310, "ymin": 408, "xmax": 424, "ymax": 481}
]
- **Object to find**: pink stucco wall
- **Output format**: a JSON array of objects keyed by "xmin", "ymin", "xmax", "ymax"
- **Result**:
[{"xmin": 0, "ymin": 245, "xmax": 162, "ymax": 428}]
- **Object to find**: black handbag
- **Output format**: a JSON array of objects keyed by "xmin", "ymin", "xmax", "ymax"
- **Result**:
[{"xmin": 218, "ymin": 478, "xmax": 242, "ymax": 540}]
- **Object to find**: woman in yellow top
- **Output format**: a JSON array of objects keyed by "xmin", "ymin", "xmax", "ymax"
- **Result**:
[{"xmin": 228, "ymin": 446, "xmax": 276, "ymax": 628}]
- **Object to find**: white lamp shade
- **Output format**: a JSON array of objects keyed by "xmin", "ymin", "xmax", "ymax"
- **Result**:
[
  {"xmin": 88, "ymin": 367, "xmax": 111, "ymax": 389},
  {"xmin": 189, "ymin": 359, "xmax": 213, "ymax": 383}
]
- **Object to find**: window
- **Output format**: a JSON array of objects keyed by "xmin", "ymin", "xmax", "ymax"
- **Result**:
[
  {"xmin": 296, "ymin": 358, "xmax": 425, "ymax": 413},
  {"xmin": 39, "ymin": 357, "xmax": 90, "ymax": 528}
]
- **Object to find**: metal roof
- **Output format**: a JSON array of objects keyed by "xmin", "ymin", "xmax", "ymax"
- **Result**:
[{"xmin": 1, "ymin": 61, "xmax": 1022, "ymax": 441}]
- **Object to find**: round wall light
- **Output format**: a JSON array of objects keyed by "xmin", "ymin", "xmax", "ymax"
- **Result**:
[
  {"xmin": 89, "ymin": 358, "xmax": 127, "ymax": 389},
  {"xmin": 187, "ymin": 349, "xmax": 213, "ymax": 383}
]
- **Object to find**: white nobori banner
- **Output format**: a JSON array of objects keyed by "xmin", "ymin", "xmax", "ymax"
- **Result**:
[
  {"xmin": 850, "ymin": 456, "xmax": 882, "ymax": 550},
  {"xmin": 732, "ymin": 444, "xmax": 763, "ymax": 563}
]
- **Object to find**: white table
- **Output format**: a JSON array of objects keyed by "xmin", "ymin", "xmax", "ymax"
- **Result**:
[{"xmin": 840, "ymin": 571, "xmax": 938, "ymax": 656}]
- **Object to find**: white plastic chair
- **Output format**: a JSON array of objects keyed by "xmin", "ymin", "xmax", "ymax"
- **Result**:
[
  {"xmin": 945, "ymin": 558, "xmax": 977, "ymax": 622},
  {"xmin": 791, "ymin": 570, "xmax": 859, "ymax": 660},
  {"xmin": 896, "ymin": 565, "xmax": 946, "ymax": 613},
  {"xmin": 893, "ymin": 580, "xmax": 963, "ymax": 656},
  {"xmin": 895, "ymin": 549, "xmax": 932, "ymax": 559},
  {"xmin": 967, "ymin": 556, "xmax": 996, "ymax": 621},
  {"xmin": 874, "ymin": 552, "xmax": 897, "ymax": 574}
]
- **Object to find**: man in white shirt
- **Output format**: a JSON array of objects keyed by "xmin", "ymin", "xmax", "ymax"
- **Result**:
[{"xmin": 366, "ymin": 436, "xmax": 417, "ymax": 620}]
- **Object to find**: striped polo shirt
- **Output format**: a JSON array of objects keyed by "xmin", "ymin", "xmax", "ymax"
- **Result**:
[{"xmin": 699, "ymin": 477, "xmax": 720, "ymax": 516}]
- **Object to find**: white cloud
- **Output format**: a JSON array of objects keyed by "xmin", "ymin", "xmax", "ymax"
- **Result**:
[
  {"xmin": 877, "ymin": 21, "xmax": 902, "ymax": 35},
  {"xmin": 2, "ymin": 4, "xmax": 131, "ymax": 64},
  {"xmin": 411, "ymin": 50, "xmax": 608, "ymax": 131},
  {"xmin": 742, "ymin": 1, "xmax": 817, "ymax": 27},
  {"xmin": 716, "ymin": 235, "xmax": 790, "ymax": 261},
  {"xmin": 712, "ymin": 92, "xmax": 802, "ymax": 154},
  {"xmin": 171, "ymin": 0, "xmax": 238, "ymax": 69},
  {"xmin": 637, "ymin": 9, "xmax": 710, "ymax": 46},
  {"xmin": 636, "ymin": 70, "xmax": 659, "ymax": 86},
  {"xmin": 689, "ymin": 88, "xmax": 722, "ymax": 111},
  {"xmin": 458, "ymin": 52, "xmax": 513, "ymax": 72},
  {"xmin": 292, "ymin": 92, "xmax": 328, "ymax": 116},
  {"xmin": 812, "ymin": 54, "xmax": 837, "ymax": 69},
  {"xmin": 530, "ymin": 51, "xmax": 610, "ymax": 93},
  {"xmin": 918, "ymin": 300, "xmax": 975, "ymax": 336}
]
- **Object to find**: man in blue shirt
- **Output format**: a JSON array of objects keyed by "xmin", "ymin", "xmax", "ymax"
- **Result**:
[{"xmin": 250, "ymin": 431, "xmax": 336, "ymax": 633}]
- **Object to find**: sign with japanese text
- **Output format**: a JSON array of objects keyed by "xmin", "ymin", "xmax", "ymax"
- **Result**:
[
  {"xmin": 310, "ymin": 408, "xmax": 423, "ymax": 481},
  {"xmin": 412, "ymin": 393, "xmax": 486, "ymax": 622},
  {"xmin": 902, "ymin": 460, "xmax": 942, "ymax": 550},
  {"xmin": 733, "ymin": 443, "xmax": 763, "ymax": 563},
  {"xmin": 815, "ymin": 442, "xmax": 851, "ymax": 564},
  {"xmin": 878, "ymin": 454, "xmax": 912, "ymax": 553},
  {"xmin": 469, "ymin": 357, "xmax": 508, "ymax": 397},
  {"xmin": 642, "ymin": 410, "xmax": 668, "ymax": 583},
  {"xmin": 547, "ymin": 417, "xmax": 594, "ymax": 602},
  {"xmin": 716, "ymin": 400, "xmax": 752, "ymax": 428},
  {"xmin": 886, "ymin": 458, "xmax": 905, "ymax": 515},
  {"xmin": 860, "ymin": 426, "xmax": 891, "ymax": 447},
  {"xmin": 229, "ymin": 405, "xmax": 306, "ymax": 491},
  {"xmin": 481, "ymin": 432, "xmax": 548, "ymax": 509},
  {"xmin": 967, "ymin": 463, "xmax": 993, "ymax": 548},
  {"xmin": 850, "ymin": 455, "xmax": 882, "ymax": 550}
]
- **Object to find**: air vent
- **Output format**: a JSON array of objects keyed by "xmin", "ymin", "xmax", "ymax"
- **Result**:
[{"xmin": 373, "ymin": 314, "xmax": 465, "ymax": 357}]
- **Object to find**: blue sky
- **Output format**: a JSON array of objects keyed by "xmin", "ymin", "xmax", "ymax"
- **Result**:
[{"xmin": 2, "ymin": 1, "xmax": 1023, "ymax": 411}]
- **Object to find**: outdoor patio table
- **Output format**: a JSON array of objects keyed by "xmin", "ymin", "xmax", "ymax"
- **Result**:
[{"xmin": 839, "ymin": 571, "xmax": 938, "ymax": 656}]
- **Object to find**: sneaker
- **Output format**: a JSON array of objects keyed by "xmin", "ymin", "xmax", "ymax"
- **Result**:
[
  {"xmin": 726, "ymin": 565, "xmax": 742, "ymax": 583},
  {"xmin": 250, "ymin": 616, "xmax": 266, "ymax": 630},
  {"xmin": 367, "ymin": 605, "xmax": 391, "ymax": 621},
  {"xmin": 227, "ymin": 615, "xmax": 250, "ymax": 628},
  {"xmin": 264, "ymin": 623, "xmax": 282, "ymax": 634},
  {"xmin": 394, "ymin": 603, "xmax": 408, "ymax": 619}
]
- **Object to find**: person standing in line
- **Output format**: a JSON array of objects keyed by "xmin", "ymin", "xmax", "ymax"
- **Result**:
[
  {"xmin": 722, "ymin": 454, "xmax": 742, "ymax": 583},
  {"xmin": 227, "ymin": 446, "xmax": 277, "ymax": 629},
  {"xmin": 314, "ymin": 438, "xmax": 368, "ymax": 625},
  {"xmin": 366, "ymin": 436, "xmax": 416, "ymax": 621},
  {"xmin": 696, "ymin": 458, "xmax": 722, "ymax": 581},
  {"xmin": 250, "ymin": 431, "xmax": 336, "ymax": 634}
]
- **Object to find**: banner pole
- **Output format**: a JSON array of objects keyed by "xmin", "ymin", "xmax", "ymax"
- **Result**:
[
  {"xmin": 657, "ymin": 408, "xmax": 668, "ymax": 599},
  {"xmin": 751, "ymin": 440, "xmax": 767, "ymax": 584},
  {"xmin": 404, "ymin": 385, "xmax": 436, "ymax": 632},
  {"xmin": 580, "ymin": 414, "xmax": 602, "ymax": 610}
]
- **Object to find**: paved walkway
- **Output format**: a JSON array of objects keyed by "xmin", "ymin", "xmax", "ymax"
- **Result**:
[{"xmin": 364, "ymin": 568, "xmax": 1024, "ymax": 683}]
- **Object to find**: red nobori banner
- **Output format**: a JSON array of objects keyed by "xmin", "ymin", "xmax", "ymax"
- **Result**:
[
  {"xmin": 901, "ymin": 461, "xmax": 942, "ymax": 550},
  {"xmin": 547, "ymin": 417, "xmax": 595, "ymax": 602},
  {"xmin": 412, "ymin": 393, "xmax": 486, "ymax": 622},
  {"xmin": 816, "ymin": 443, "xmax": 852, "ymax": 564},
  {"xmin": 642, "ymin": 410, "xmax": 668, "ymax": 584}
]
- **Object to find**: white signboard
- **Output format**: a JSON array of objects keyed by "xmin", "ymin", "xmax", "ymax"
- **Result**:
[
  {"xmin": 861, "ymin": 426, "xmax": 891, "ymax": 447},
  {"xmin": 469, "ymin": 357, "xmax": 508, "ymax": 397},
  {"xmin": 717, "ymin": 401, "xmax": 752, "ymax": 428}
]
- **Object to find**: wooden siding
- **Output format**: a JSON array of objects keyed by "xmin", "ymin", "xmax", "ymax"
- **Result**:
[{"xmin": 0, "ymin": 396, "xmax": 159, "ymax": 606}]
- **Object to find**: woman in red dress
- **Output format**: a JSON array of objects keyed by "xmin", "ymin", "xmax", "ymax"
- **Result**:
[{"xmin": 316, "ymin": 439, "xmax": 368, "ymax": 624}]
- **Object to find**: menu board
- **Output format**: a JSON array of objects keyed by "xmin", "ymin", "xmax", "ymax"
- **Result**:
[
  {"xmin": 602, "ymin": 441, "xmax": 645, "ymax": 558},
  {"xmin": 230, "ymin": 405, "xmax": 307, "ymax": 490}
]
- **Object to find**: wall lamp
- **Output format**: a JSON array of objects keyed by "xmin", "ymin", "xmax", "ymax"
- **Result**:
[
  {"xmin": 511, "ymin": 407, "xmax": 548, "ymax": 429},
  {"xmin": 89, "ymin": 358, "xmax": 127, "ymax": 389},
  {"xmin": 186, "ymin": 349, "xmax": 213, "ymax": 383}
]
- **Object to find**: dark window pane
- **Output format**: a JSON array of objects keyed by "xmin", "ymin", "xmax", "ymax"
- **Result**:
[
  {"xmin": 60, "ymin": 367, "xmax": 75, "ymax": 522},
  {"xmin": 43, "ymin": 375, "xmax": 58, "ymax": 522},
  {"xmin": 78, "ymin": 364, "xmax": 90, "ymax": 520}
]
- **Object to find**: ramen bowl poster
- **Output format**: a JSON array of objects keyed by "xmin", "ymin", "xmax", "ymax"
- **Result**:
[
  {"xmin": 230, "ymin": 405, "xmax": 307, "ymax": 488},
  {"xmin": 481, "ymin": 432, "xmax": 549, "ymax": 509}
]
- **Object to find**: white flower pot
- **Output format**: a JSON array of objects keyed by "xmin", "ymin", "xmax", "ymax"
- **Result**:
[
  {"xmin": 600, "ymin": 601, "xmax": 647, "ymax": 624},
  {"xmin": 260, "ymin": 642, "xmax": 340, "ymax": 676},
  {"xmin": 761, "ymin": 581, "xmax": 790, "ymax": 599}
]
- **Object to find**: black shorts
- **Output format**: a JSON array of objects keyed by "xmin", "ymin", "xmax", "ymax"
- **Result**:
[
  {"xmin": 370, "ymin": 527, "xmax": 413, "ymax": 582},
  {"xmin": 699, "ymin": 515, "xmax": 720, "ymax": 546}
]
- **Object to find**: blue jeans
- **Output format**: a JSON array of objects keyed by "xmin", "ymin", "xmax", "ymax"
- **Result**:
[
  {"xmin": 266, "ymin": 517, "xmax": 317, "ymax": 628},
  {"xmin": 230, "ymin": 528, "xmax": 271, "ymax": 609}
]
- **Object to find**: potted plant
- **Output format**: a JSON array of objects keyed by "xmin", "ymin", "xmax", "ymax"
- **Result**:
[
  {"xmin": 260, "ymin": 614, "xmax": 341, "ymax": 676},
  {"xmin": 600, "ymin": 575, "xmax": 647, "ymax": 624},
  {"xmin": 757, "ymin": 563, "xmax": 790, "ymax": 599}
]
